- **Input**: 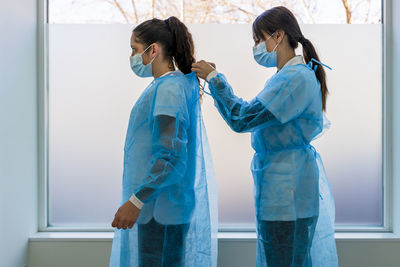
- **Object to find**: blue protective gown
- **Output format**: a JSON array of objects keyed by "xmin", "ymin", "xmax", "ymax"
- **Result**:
[
  {"xmin": 207, "ymin": 59, "xmax": 338, "ymax": 266},
  {"xmin": 110, "ymin": 71, "xmax": 218, "ymax": 267}
]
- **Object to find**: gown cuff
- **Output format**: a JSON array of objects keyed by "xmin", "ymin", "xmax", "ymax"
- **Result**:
[
  {"xmin": 129, "ymin": 193, "xmax": 144, "ymax": 210},
  {"xmin": 206, "ymin": 70, "xmax": 218, "ymax": 82}
]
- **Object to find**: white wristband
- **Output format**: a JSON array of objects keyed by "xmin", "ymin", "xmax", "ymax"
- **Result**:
[
  {"xmin": 206, "ymin": 70, "xmax": 218, "ymax": 82},
  {"xmin": 129, "ymin": 194, "xmax": 144, "ymax": 209}
]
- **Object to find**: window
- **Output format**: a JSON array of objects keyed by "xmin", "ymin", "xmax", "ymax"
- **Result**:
[
  {"xmin": 49, "ymin": 0, "xmax": 381, "ymax": 24},
  {"xmin": 44, "ymin": 0, "xmax": 384, "ymax": 230}
]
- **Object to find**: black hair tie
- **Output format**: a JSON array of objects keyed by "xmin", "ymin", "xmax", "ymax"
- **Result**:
[
  {"xmin": 298, "ymin": 36, "xmax": 307, "ymax": 44},
  {"xmin": 164, "ymin": 18, "xmax": 171, "ymax": 29}
]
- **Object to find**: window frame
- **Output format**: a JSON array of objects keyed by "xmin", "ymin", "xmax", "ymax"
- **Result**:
[{"xmin": 38, "ymin": 0, "xmax": 392, "ymax": 233}]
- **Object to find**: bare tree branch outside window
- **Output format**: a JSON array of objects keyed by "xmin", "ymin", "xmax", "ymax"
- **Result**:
[{"xmin": 49, "ymin": 0, "xmax": 381, "ymax": 24}]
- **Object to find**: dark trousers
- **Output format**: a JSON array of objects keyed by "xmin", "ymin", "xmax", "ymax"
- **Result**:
[
  {"xmin": 138, "ymin": 218, "xmax": 189, "ymax": 267},
  {"xmin": 258, "ymin": 217, "xmax": 317, "ymax": 267}
]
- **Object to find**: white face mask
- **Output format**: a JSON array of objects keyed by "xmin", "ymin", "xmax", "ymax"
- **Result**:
[
  {"xmin": 129, "ymin": 44, "xmax": 156, "ymax": 78},
  {"xmin": 252, "ymin": 33, "xmax": 279, "ymax": 68}
]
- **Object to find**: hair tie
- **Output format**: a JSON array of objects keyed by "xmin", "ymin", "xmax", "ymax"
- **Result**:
[
  {"xmin": 298, "ymin": 36, "xmax": 307, "ymax": 44},
  {"xmin": 164, "ymin": 18, "xmax": 171, "ymax": 29}
]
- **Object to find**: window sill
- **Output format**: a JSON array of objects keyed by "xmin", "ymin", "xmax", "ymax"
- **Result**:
[{"xmin": 29, "ymin": 231, "xmax": 400, "ymax": 242}]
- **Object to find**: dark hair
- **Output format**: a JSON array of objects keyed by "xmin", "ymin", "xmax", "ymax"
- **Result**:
[
  {"xmin": 132, "ymin": 16, "xmax": 195, "ymax": 75},
  {"xmin": 252, "ymin": 6, "xmax": 328, "ymax": 111}
]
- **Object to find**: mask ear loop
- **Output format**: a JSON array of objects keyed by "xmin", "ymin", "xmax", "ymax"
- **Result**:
[
  {"xmin": 142, "ymin": 44, "xmax": 157, "ymax": 66},
  {"xmin": 266, "ymin": 32, "xmax": 280, "ymax": 53},
  {"xmin": 272, "ymin": 42, "xmax": 279, "ymax": 53}
]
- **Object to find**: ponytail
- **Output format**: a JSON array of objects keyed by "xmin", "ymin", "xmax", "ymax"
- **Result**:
[
  {"xmin": 165, "ymin": 16, "xmax": 195, "ymax": 74},
  {"xmin": 299, "ymin": 37, "xmax": 328, "ymax": 111},
  {"xmin": 253, "ymin": 6, "xmax": 329, "ymax": 111}
]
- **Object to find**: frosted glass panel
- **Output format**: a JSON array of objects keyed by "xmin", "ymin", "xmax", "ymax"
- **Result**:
[{"xmin": 49, "ymin": 24, "xmax": 382, "ymax": 227}]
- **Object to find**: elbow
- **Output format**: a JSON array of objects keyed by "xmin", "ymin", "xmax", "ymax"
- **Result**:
[
  {"xmin": 231, "ymin": 125, "xmax": 245, "ymax": 133},
  {"xmin": 229, "ymin": 121, "xmax": 247, "ymax": 133}
]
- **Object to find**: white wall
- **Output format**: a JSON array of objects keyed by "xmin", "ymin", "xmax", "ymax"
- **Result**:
[
  {"xmin": 28, "ymin": 236, "xmax": 400, "ymax": 267},
  {"xmin": 390, "ymin": 0, "xmax": 400, "ymax": 237},
  {"xmin": 0, "ymin": 0, "xmax": 38, "ymax": 266}
]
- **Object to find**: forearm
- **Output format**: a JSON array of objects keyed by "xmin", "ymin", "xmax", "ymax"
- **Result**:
[
  {"xmin": 208, "ymin": 73, "xmax": 276, "ymax": 132},
  {"xmin": 134, "ymin": 148, "xmax": 187, "ymax": 203},
  {"xmin": 131, "ymin": 115, "xmax": 188, "ymax": 205}
]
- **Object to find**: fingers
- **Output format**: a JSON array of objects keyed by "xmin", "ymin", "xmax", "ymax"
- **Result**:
[
  {"xmin": 207, "ymin": 62, "xmax": 216, "ymax": 68},
  {"xmin": 192, "ymin": 60, "xmax": 209, "ymax": 68},
  {"xmin": 112, "ymin": 211, "xmax": 124, "ymax": 229},
  {"xmin": 191, "ymin": 62, "xmax": 202, "ymax": 69},
  {"xmin": 111, "ymin": 212, "xmax": 119, "ymax": 227},
  {"xmin": 191, "ymin": 62, "xmax": 210, "ymax": 80},
  {"xmin": 115, "ymin": 219, "xmax": 127, "ymax": 229},
  {"xmin": 191, "ymin": 66, "xmax": 200, "ymax": 72},
  {"xmin": 112, "ymin": 215, "xmax": 136, "ymax": 230}
]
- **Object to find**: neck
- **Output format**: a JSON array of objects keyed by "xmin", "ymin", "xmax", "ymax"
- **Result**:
[
  {"xmin": 277, "ymin": 48, "xmax": 296, "ymax": 70},
  {"xmin": 152, "ymin": 60, "xmax": 175, "ymax": 78}
]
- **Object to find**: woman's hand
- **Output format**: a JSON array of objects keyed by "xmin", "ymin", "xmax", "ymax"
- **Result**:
[
  {"xmin": 111, "ymin": 200, "xmax": 140, "ymax": 230},
  {"xmin": 192, "ymin": 60, "xmax": 216, "ymax": 80}
]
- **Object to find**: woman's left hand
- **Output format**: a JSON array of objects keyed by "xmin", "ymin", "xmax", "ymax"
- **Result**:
[
  {"xmin": 111, "ymin": 200, "xmax": 140, "ymax": 230},
  {"xmin": 192, "ymin": 60, "xmax": 216, "ymax": 80}
]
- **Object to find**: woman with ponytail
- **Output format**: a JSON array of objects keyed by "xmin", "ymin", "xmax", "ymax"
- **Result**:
[
  {"xmin": 109, "ymin": 16, "xmax": 218, "ymax": 267},
  {"xmin": 193, "ymin": 6, "xmax": 337, "ymax": 267}
]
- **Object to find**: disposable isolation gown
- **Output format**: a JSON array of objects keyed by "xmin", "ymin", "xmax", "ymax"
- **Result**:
[
  {"xmin": 110, "ymin": 71, "xmax": 218, "ymax": 267},
  {"xmin": 207, "ymin": 59, "xmax": 338, "ymax": 267}
]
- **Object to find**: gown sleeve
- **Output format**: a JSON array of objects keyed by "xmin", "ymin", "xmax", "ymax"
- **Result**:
[
  {"xmin": 208, "ymin": 73, "xmax": 276, "ymax": 133},
  {"xmin": 134, "ymin": 81, "xmax": 189, "ymax": 203}
]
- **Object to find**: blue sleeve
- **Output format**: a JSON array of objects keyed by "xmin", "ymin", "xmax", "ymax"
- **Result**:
[
  {"xmin": 208, "ymin": 73, "xmax": 276, "ymax": 133},
  {"xmin": 134, "ymin": 81, "xmax": 189, "ymax": 203},
  {"xmin": 256, "ymin": 68, "xmax": 319, "ymax": 124},
  {"xmin": 152, "ymin": 79, "xmax": 189, "ymax": 126}
]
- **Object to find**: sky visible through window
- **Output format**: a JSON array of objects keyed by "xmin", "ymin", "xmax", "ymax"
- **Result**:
[{"xmin": 49, "ymin": 0, "xmax": 381, "ymax": 24}]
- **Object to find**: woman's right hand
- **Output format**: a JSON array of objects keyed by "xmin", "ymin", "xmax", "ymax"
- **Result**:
[
  {"xmin": 208, "ymin": 62, "xmax": 216, "ymax": 68},
  {"xmin": 111, "ymin": 200, "xmax": 140, "ymax": 230},
  {"xmin": 192, "ymin": 60, "xmax": 216, "ymax": 80}
]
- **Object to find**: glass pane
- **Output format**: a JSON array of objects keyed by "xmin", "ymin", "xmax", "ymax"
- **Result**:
[
  {"xmin": 48, "ymin": 0, "xmax": 383, "ymax": 228},
  {"xmin": 49, "ymin": 0, "xmax": 382, "ymax": 24},
  {"xmin": 48, "ymin": 23, "xmax": 382, "ymax": 227}
]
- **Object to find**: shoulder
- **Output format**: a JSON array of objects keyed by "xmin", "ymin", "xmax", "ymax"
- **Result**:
[
  {"xmin": 260, "ymin": 64, "xmax": 319, "ymax": 100},
  {"xmin": 155, "ymin": 75, "xmax": 186, "ymax": 96},
  {"xmin": 276, "ymin": 64, "xmax": 318, "ymax": 87}
]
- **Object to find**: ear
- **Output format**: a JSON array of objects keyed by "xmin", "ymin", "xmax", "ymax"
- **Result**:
[
  {"xmin": 149, "ymin": 43, "xmax": 160, "ymax": 57},
  {"xmin": 275, "ymin": 30, "xmax": 286, "ymax": 44}
]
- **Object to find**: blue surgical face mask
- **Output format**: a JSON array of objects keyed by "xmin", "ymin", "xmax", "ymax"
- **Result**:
[
  {"xmin": 252, "ymin": 33, "xmax": 279, "ymax": 68},
  {"xmin": 130, "ymin": 44, "xmax": 156, "ymax": 77}
]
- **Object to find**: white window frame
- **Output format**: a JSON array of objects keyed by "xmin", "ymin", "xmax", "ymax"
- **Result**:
[{"xmin": 37, "ymin": 0, "xmax": 399, "ymax": 236}]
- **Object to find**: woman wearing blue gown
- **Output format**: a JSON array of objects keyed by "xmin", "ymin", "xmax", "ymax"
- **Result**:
[
  {"xmin": 109, "ymin": 16, "xmax": 218, "ymax": 267},
  {"xmin": 192, "ymin": 6, "xmax": 338, "ymax": 267}
]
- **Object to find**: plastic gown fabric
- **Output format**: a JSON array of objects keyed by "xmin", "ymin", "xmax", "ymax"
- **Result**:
[
  {"xmin": 110, "ymin": 71, "xmax": 218, "ymax": 267},
  {"xmin": 207, "ymin": 63, "xmax": 338, "ymax": 267}
]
